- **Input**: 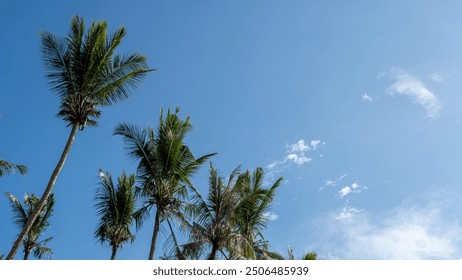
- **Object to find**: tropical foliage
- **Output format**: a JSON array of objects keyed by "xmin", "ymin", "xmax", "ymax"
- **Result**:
[
  {"xmin": 114, "ymin": 107, "xmax": 215, "ymax": 259},
  {"xmin": 0, "ymin": 160, "xmax": 27, "ymax": 177},
  {"xmin": 179, "ymin": 164, "xmax": 282, "ymax": 260},
  {"xmin": 1, "ymin": 15, "xmax": 318, "ymax": 261},
  {"xmin": 6, "ymin": 14, "xmax": 151, "ymax": 259},
  {"xmin": 6, "ymin": 192, "xmax": 55, "ymax": 260},
  {"xmin": 95, "ymin": 170, "xmax": 137, "ymax": 260}
]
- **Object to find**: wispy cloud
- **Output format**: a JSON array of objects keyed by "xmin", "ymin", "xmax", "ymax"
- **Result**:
[
  {"xmin": 316, "ymin": 193, "xmax": 462, "ymax": 259},
  {"xmin": 429, "ymin": 73, "xmax": 447, "ymax": 83},
  {"xmin": 263, "ymin": 211, "xmax": 279, "ymax": 221},
  {"xmin": 362, "ymin": 93, "xmax": 373, "ymax": 102},
  {"xmin": 338, "ymin": 182, "xmax": 367, "ymax": 198},
  {"xmin": 265, "ymin": 139, "xmax": 324, "ymax": 185},
  {"xmin": 268, "ymin": 139, "xmax": 324, "ymax": 170},
  {"xmin": 386, "ymin": 68, "xmax": 442, "ymax": 118},
  {"xmin": 335, "ymin": 204, "xmax": 364, "ymax": 220},
  {"xmin": 320, "ymin": 173, "xmax": 348, "ymax": 190}
]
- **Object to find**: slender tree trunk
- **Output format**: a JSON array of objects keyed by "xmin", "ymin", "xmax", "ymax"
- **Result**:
[
  {"xmin": 208, "ymin": 245, "xmax": 218, "ymax": 260},
  {"xmin": 111, "ymin": 246, "xmax": 117, "ymax": 260},
  {"xmin": 6, "ymin": 125, "xmax": 79, "ymax": 260},
  {"xmin": 23, "ymin": 249, "xmax": 30, "ymax": 260},
  {"xmin": 148, "ymin": 208, "xmax": 161, "ymax": 260}
]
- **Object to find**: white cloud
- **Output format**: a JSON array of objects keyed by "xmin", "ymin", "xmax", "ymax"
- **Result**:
[
  {"xmin": 317, "ymin": 197, "xmax": 462, "ymax": 259},
  {"xmin": 387, "ymin": 68, "xmax": 442, "ymax": 118},
  {"xmin": 339, "ymin": 186, "xmax": 352, "ymax": 198},
  {"xmin": 362, "ymin": 93, "xmax": 373, "ymax": 102},
  {"xmin": 320, "ymin": 173, "xmax": 348, "ymax": 190},
  {"xmin": 286, "ymin": 153, "xmax": 311, "ymax": 165},
  {"xmin": 310, "ymin": 140, "xmax": 322, "ymax": 150},
  {"xmin": 337, "ymin": 182, "xmax": 367, "ymax": 198},
  {"xmin": 335, "ymin": 205, "xmax": 364, "ymax": 220},
  {"xmin": 287, "ymin": 140, "xmax": 309, "ymax": 153},
  {"xmin": 263, "ymin": 211, "xmax": 279, "ymax": 221},
  {"xmin": 265, "ymin": 139, "xmax": 324, "ymax": 184}
]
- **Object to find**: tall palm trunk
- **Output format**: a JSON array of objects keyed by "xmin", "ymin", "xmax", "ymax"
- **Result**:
[
  {"xmin": 148, "ymin": 208, "xmax": 161, "ymax": 260},
  {"xmin": 6, "ymin": 125, "xmax": 79, "ymax": 260},
  {"xmin": 111, "ymin": 246, "xmax": 117, "ymax": 260}
]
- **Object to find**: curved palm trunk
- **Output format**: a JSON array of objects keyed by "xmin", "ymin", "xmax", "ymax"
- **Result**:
[
  {"xmin": 6, "ymin": 125, "xmax": 79, "ymax": 260},
  {"xmin": 111, "ymin": 246, "xmax": 118, "ymax": 260},
  {"xmin": 148, "ymin": 208, "xmax": 161, "ymax": 260}
]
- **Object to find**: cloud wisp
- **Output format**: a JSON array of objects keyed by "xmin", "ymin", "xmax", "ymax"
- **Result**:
[
  {"xmin": 265, "ymin": 139, "xmax": 324, "ymax": 185},
  {"xmin": 268, "ymin": 139, "xmax": 324, "ymax": 171},
  {"xmin": 317, "ymin": 197, "xmax": 462, "ymax": 260},
  {"xmin": 386, "ymin": 68, "xmax": 442, "ymax": 118},
  {"xmin": 362, "ymin": 93, "xmax": 373, "ymax": 102},
  {"xmin": 338, "ymin": 182, "xmax": 367, "ymax": 198}
]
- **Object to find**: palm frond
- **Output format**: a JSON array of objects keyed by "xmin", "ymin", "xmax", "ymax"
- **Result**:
[{"xmin": 0, "ymin": 160, "xmax": 28, "ymax": 177}]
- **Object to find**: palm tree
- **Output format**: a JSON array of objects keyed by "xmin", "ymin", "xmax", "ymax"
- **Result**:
[
  {"xmin": 185, "ymin": 164, "xmax": 242, "ymax": 260},
  {"xmin": 95, "ymin": 170, "xmax": 137, "ymax": 260},
  {"xmin": 232, "ymin": 168, "xmax": 282, "ymax": 259},
  {"xmin": 6, "ymin": 192, "xmax": 55, "ymax": 260},
  {"xmin": 7, "ymin": 15, "xmax": 151, "ymax": 259},
  {"xmin": 0, "ymin": 159, "xmax": 27, "ymax": 177},
  {"xmin": 114, "ymin": 107, "xmax": 215, "ymax": 260},
  {"xmin": 184, "ymin": 165, "xmax": 282, "ymax": 260}
]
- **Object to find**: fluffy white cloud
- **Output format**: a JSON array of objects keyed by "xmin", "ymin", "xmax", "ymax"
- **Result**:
[
  {"xmin": 338, "ymin": 182, "xmax": 367, "ymax": 198},
  {"xmin": 387, "ymin": 68, "xmax": 442, "ymax": 118},
  {"xmin": 339, "ymin": 186, "xmax": 352, "ymax": 198},
  {"xmin": 287, "ymin": 140, "xmax": 309, "ymax": 153},
  {"xmin": 286, "ymin": 153, "xmax": 312, "ymax": 165}
]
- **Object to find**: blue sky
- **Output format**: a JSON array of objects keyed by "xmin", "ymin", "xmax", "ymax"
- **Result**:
[{"xmin": 2, "ymin": 0, "xmax": 462, "ymax": 259}]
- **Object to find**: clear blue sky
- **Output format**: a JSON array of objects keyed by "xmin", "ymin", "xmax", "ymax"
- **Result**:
[{"xmin": 2, "ymin": 0, "xmax": 462, "ymax": 260}]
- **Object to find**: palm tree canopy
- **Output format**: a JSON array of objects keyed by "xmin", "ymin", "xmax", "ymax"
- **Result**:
[
  {"xmin": 41, "ymin": 15, "xmax": 152, "ymax": 130},
  {"xmin": 0, "ymin": 159, "xmax": 27, "ymax": 177},
  {"xmin": 184, "ymin": 164, "xmax": 241, "ymax": 259},
  {"xmin": 6, "ymin": 192, "xmax": 55, "ymax": 259},
  {"xmin": 94, "ymin": 170, "xmax": 136, "ymax": 254},
  {"xmin": 114, "ymin": 107, "xmax": 216, "ymax": 226}
]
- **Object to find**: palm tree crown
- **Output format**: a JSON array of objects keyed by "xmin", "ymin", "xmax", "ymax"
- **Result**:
[
  {"xmin": 6, "ymin": 192, "xmax": 55, "ymax": 260},
  {"xmin": 95, "ymin": 170, "xmax": 137, "ymax": 260},
  {"xmin": 42, "ymin": 15, "xmax": 152, "ymax": 130}
]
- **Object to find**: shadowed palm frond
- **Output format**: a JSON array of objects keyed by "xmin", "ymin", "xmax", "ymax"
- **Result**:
[{"xmin": 0, "ymin": 160, "xmax": 28, "ymax": 177}]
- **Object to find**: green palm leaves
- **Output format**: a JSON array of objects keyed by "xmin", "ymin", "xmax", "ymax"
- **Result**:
[
  {"xmin": 95, "ymin": 170, "xmax": 137, "ymax": 260},
  {"xmin": 114, "ymin": 107, "xmax": 215, "ymax": 259},
  {"xmin": 0, "ymin": 160, "xmax": 27, "ymax": 177},
  {"xmin": 6, "ymin": 193, "xmax": 54, "ymax": 260},
  {"xmin": 185, "ymin": 164, "xmax": 282, "ymax": 260},
  {"xmin": 41, "ymin": 15, "xmax": 151, "ymax": 130}
]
